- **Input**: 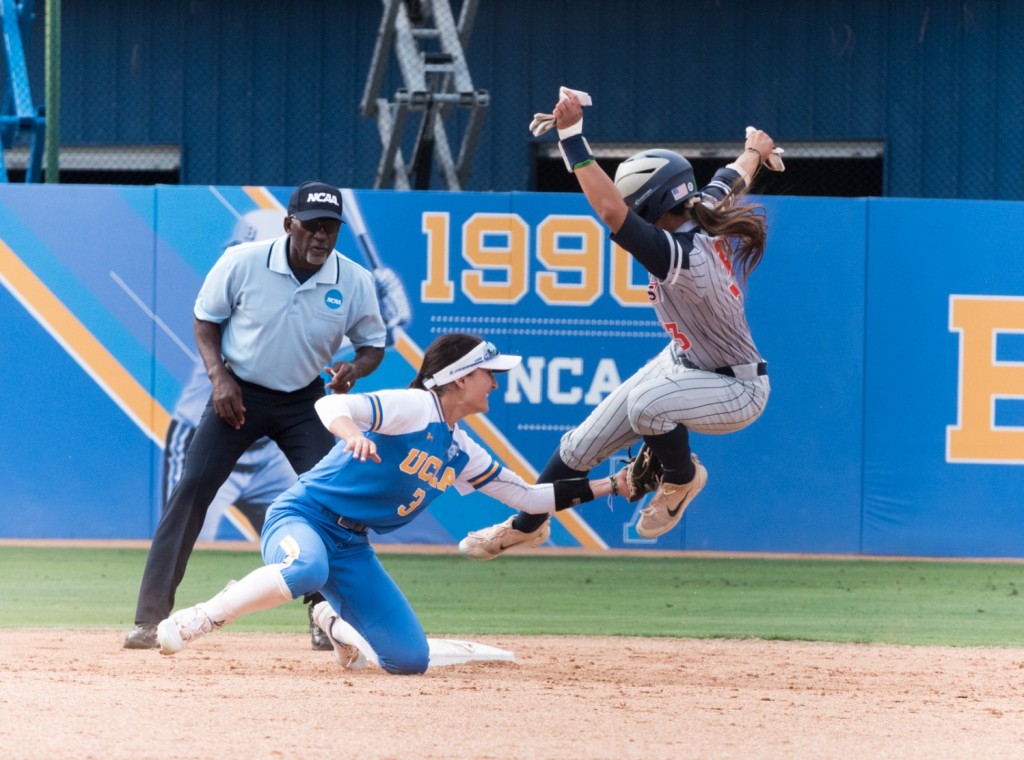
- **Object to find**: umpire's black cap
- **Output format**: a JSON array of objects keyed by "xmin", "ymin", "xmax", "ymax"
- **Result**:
[{"xmin": 288, "ymin": 181, "xmax": 343, "ymax": 221}]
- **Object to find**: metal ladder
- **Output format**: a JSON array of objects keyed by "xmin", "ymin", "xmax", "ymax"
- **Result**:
[
  {"xmin": 361, "ymin": 0, "xmax": 488, "ymax": 190},
  {"xmin": 0, "ymin": 0, "xmax": 45, "ymax": 182}
]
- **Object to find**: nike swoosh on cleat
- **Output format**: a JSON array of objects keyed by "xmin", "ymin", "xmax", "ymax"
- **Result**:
[{"xmin": 666, "ymin": 497, "xmax": 687, "ymax": 518}]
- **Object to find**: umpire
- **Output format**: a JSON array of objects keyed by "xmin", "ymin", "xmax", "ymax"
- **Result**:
[{"xmin": 125, "ymin": 181, "xmax": 387, "ymax": 649}]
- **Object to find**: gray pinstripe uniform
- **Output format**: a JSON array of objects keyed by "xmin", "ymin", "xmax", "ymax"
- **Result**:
[{"xmin": 557, "ymin": 167, "xmax": 770, "ymax": 472}]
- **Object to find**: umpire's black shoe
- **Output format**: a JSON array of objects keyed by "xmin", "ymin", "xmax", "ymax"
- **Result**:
[
  {"xmin": 308, "ymin": 601, "xmax": 333, "ymax": 651},
  {"xmin": 123, "ymin": 623, "xmax": 159, "ymax": 650}
]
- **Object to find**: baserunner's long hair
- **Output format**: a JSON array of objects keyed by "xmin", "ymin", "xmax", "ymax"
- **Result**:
[{"xmin": 689, "ymin": 182, "xmax": 767, "ymax": 282}]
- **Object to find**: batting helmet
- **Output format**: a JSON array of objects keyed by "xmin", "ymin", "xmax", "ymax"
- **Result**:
[{"xmin": 613, "ymin": 149, "xmax": 697, "ymax": 224}]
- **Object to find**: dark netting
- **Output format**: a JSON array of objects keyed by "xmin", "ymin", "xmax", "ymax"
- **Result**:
[{"xmin": 3, "ymin": 1, "xmax": 1020, "ymax": 199}]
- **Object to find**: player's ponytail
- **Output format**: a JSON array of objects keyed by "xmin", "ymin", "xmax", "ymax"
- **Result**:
[{"xmin": 690, "ymin": 189, "xmax": 767, "ymax": 282}]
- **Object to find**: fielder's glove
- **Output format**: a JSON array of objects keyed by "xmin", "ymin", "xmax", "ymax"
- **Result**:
[{"xmin": 618, "ymin": 443, "xmax": 664, "ymax": 502}]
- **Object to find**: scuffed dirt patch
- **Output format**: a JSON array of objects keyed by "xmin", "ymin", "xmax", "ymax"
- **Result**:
[{"xmin": 2, "ymin": 630, "xmax": 1024, "ymax": 759}]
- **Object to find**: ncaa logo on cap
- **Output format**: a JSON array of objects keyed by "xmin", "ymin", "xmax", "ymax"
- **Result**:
[
  {"xmin": 306, "ymin": 191, "xmax": 338, "ymax": 206},
  {"xmin": 288, "ymin": 180, "xmax": 344, "ymax": 222}
]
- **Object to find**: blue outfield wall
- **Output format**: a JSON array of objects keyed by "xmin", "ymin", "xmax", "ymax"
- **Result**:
[
  {"xmin": 863, "ymin": 199, "xmax": 1024, "ymax": 556},
  {"xmin": 0, "ymin": 186, "xmax": 1020, "ymax": 557}
]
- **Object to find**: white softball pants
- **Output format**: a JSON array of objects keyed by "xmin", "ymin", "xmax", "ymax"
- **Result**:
[{"xmin": 557, "ymin": 344, "xmax": 770, "ymax": 472}]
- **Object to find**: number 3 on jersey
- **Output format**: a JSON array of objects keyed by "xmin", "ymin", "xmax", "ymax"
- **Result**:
[
  {"xmin": 398, "ymin": 489, "xmax": 426, "ymax": 517},
  {"xmin": 662, "ymin": 321, "xmax": 691, "ymax": 350}
]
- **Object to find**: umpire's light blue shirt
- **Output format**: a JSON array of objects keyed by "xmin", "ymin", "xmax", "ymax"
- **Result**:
[{"xmin": 194, "ymin": 235, "xmax": 386, "ymax": 392}]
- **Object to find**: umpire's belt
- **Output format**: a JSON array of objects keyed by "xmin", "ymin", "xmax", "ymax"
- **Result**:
[{"xmin": 714, "ymin": 362, "xmax": 768, "ymax": 380}]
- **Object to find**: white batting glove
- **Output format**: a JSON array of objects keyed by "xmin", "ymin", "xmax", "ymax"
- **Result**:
[
  {"xmin": 529, "ymin": 112, "xmax": 555, "ymax": 137},
  {"xmin": 745, "ymin": 126, "xmax": 786, "ymax": 171},
  {"xmin": 527, "ymin": 86, "xmax": 592, "ymax": 138},
  {"xmin": 559, "ymin": 86, "xmax": 592, "ymax": 106},
  {"xmin": 556, "ymin": 86, "xmax": 590, "ymax": 140}
]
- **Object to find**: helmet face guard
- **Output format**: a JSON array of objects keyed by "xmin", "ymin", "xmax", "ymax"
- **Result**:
[{"xmin": 613, "ymin": 149, "xmax": 697, "ymax": 224}]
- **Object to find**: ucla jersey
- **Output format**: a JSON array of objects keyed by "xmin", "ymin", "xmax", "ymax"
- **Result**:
[{"xmin": 283, "ymin": 389, "xmax": 502, "ymax": 533}]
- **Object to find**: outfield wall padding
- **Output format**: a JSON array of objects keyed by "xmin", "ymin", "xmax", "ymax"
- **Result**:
[{"xmin": 0, "ymin": 186, "xmax": 1019, "ymax": 557}]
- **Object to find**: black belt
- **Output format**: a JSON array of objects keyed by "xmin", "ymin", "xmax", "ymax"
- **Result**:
[
  {"xmin": 232, "ymin": 463, "xmax": 264, "ymax": 474},
  {"xmin": 227, "ymin": 370, "xmax": 324, "ymax": 397},
  {"xmin": 335, "ymin": 514, "xmax": 369, "ymax": 535},
  {"xmin": 714, "ymin": 362, "xmax": 768, "ymax": 379}
]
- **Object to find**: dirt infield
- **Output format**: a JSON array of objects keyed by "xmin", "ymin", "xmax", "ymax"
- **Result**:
[{"xmin": 2, "ymin": 630, "xmax": 1024, "ymax": 759}]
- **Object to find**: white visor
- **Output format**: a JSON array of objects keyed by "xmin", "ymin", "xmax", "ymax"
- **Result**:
[{"xmin": 423, "ymin": 341, "xmax": 521, "ymax": 389}]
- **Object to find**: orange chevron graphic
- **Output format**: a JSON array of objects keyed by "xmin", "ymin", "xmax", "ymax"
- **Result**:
[
  {"xmin": 243, "ymin": 185, "xmax": 284, "ymax": 210},
  {"xmin": 0, "ymin": 239, "xmax": 171, "ymax": 445}
]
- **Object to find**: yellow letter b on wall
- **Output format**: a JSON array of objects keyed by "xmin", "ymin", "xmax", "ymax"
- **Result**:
[{"xmin": 947, "ymin": 295, "xmax": 1024, "ymax": 463}]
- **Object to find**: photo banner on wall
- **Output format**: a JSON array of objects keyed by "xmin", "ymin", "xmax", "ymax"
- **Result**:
[
  {"xmin": 22, "ymin": 185, "xmax": 1024, "ymax": 559},
  {"xmin": 150, "ymin": 186, "xmax": 668, "ymax": 548},
  {"xmin": 0, "ymin": 185, "xmax": 870, "ymax": 553}
]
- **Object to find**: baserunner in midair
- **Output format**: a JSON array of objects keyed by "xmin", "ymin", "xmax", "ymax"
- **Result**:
[{"xmin": 461, "ymin": 88, "xmax": 780, "ymax": 558}]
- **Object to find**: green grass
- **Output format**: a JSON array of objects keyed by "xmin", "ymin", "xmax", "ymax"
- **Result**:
[{"xmin": 1, "ymin": 546, "xmax": 1022, "ymax": 646}]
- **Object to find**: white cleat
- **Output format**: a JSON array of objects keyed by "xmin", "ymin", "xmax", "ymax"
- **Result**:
[
  {"xmin": 156, "ymin": 581, "xmax": 234, "ymax": 655},
  {"xmin": 311, "ymin": 602, "xmax": 367, "ymax": 670},
  {"xmin": 458, "ymin": 516, "xmax": 551, "ymax": 561},
  {"xmin": 156, "ymin": 618, "xmax": 183, "ymax": 655},
  {"xmin": 636, "ymin": 454, "xmax": 707, "ymax": 539},
  {"xmin": 157, "ymin": 604, "xmax": 223, "ymax": 655}
]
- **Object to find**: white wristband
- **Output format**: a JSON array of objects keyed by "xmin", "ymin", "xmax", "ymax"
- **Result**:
[
  {"xmin": 557, "ymin": 119, "xmax": 583, "ymax": 141},
  {"xmin": 725, "ymin": 161, "xmax": 752, "ymax": 187}
]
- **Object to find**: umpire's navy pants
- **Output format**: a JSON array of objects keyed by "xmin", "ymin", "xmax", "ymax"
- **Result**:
[{"xmin": 133, "ymin": 375, "xmax": 335, "ymax": 625}]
